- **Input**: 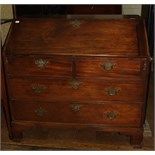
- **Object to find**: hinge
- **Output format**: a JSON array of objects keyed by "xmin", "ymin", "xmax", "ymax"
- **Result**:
[{"xmin": 142, "ymin": 61, "xmax": 147, "ymax": 71}]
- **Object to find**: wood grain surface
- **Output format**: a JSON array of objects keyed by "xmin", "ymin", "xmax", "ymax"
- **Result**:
[{"xmin": 2, "ymin": 16, "xmax": 151, "ymax": 147}]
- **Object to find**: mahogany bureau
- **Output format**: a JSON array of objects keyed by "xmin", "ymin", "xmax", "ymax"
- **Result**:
[{"xmin": 2, "ymin": 16, "xmax": 151, "ymax": 147}]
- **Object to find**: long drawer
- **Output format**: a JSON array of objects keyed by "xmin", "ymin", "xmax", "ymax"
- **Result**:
[
  {"xmin": 6, "ymin": 55, "xmax": 72, "ymax": 77},
  {"xmin": 8, "ymin": 78, "xmax": 144, "ymax": 102},
  {"xmin": 10, "ymin": 101, "xmax": 142, "ymax": 127}
]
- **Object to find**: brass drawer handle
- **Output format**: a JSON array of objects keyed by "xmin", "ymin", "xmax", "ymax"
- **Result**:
[
  {"xmin": 35, "ymin": 107, "xmax": 46, "ymax": 117},
  {"xmin": 35, "ymin": 58, "xmax": 49, "ymax": 69},
  {"xmin": 106, "ymin": 111, "xmax": 118, "ymax": 120},
  {"xmin": 69, "ymin": 79, "xmax": 82, "ymax": 90},
  {"xmin": 70, "ymin": 103, "xmax": 82, "ymax": 112},
  {"xmin": 32, "ymin": 84, "xmax": 47, "ymax": 94},
  {"xmin": 101, "ymin": 62, "xmax": 115, "ymax": 71},
  {"xmin": 105, "ymin": 87, "xmax": 121, "ymax": 96}
]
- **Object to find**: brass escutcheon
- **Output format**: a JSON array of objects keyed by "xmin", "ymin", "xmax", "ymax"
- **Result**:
[
  {"xmin": 70, "ymin": 19, "xmax": 82, "ymax": 28},
  {"xmin": 69, "ymin": 79, "xmax": 82, "ymax": 90}
]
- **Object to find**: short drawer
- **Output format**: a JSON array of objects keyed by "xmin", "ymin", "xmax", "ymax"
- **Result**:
[
  {"xmin": 76, "ymin": 57, "xmax": 143, "ymax": 78},
  {"xmin": 8, "ymin": 78, "xmax": 144, "ymax": 102},
  {"xmin": 6, "ymin": 55, "xmax": 72, "ymax": 77},
  {"xmin": 11, "ymin": 101, "xmax": 142, "ymax": 127}
]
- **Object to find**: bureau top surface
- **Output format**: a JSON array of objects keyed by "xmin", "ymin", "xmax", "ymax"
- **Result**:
[{"xmin": 5, "ymin": 16, "xmax": 149, "ymax": 57}]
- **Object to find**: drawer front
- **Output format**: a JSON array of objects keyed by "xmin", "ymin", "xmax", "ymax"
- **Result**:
[
  {"xmin": 8, "ymin": 78, "xmax": 144, "ymax": 102},
  {"xmin": 11, "ymin": 101, "xmax": 141, "ymax": 126},
  {"xmin": 76, "ymin": 57, "xmax": 142, "ymax": 78},
  {"xmin": 6, "ymin": 56, "xmax": 72, "ymax": 77}
]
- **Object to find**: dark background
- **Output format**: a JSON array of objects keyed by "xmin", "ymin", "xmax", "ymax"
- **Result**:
[{"xmin": 14, "ymin": 5, "xmax": 122, "ymax": 17}]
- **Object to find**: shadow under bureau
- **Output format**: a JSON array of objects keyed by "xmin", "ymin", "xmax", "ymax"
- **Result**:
[{"xmin": 2, "ymin": 16, "xmax": 151, "ymax": 148}]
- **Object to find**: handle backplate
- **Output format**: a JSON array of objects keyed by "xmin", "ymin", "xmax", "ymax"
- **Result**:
[
  {"xmin": 35, "ymin": 107, "xmax": 46, "ymax": 117},
  {"xmin": 105, "ymin": 111, "xmax": 118, "ymax": 120},
  {"xmin": 101, "ymin": 62, "xmax": 116, "ymax": 71},
  {"xmin": 70, "ymin": 102, "xmax": 82, "ymax": 112},
  {"xmin": 35, "ymin": 58, "xmax": 49, "ymax": 69},
  {"xmin": 32, "ymin": 84, "xmax": 47, "ymax": 94},
  {"xmin": 105, "ymin": 87, "xmax": 121, "ymax": 96}
]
